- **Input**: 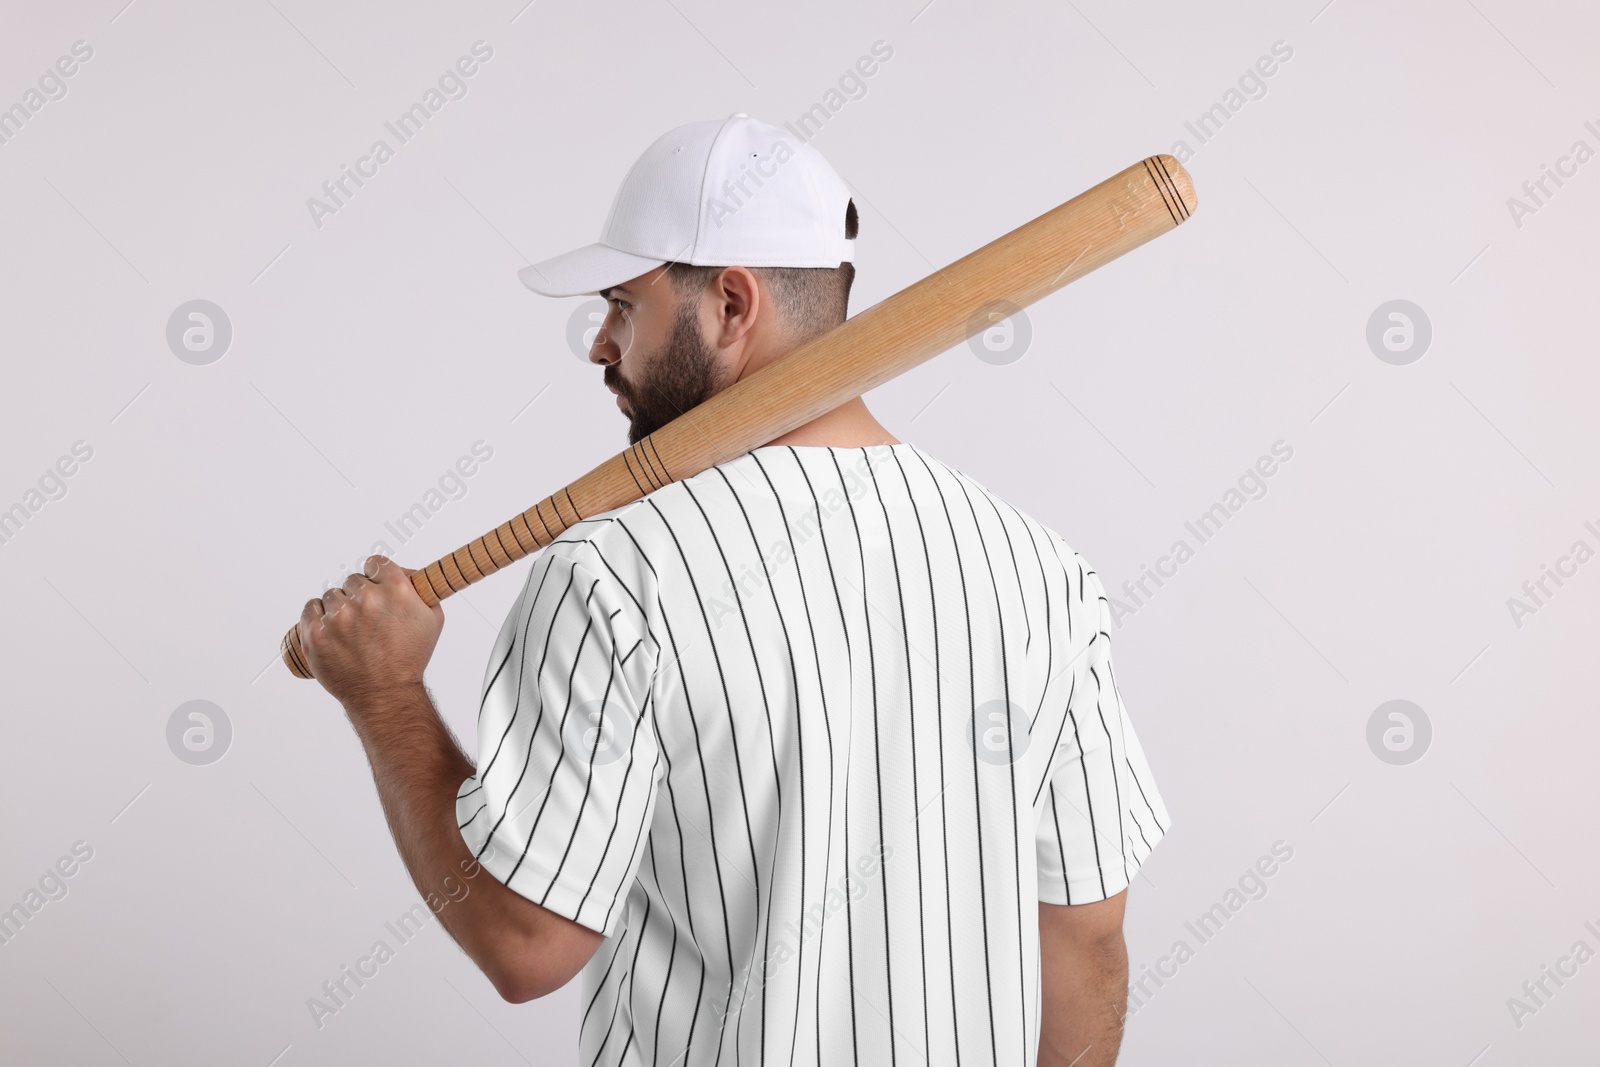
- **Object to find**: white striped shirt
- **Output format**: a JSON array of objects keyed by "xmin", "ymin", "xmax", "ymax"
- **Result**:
[{"xmin": 456, "ymin": 441, "xmax": 1170, "ymax": 1066}]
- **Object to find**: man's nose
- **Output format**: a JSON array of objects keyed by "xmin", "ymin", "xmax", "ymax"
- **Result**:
[{"xmin": 588, "ymin": 328, "xmax": 616, "ymax": 366}]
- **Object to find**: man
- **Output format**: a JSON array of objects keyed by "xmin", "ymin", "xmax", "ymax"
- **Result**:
[{"xmin": 299, "ymin": 113, "xmax": 1170, "ymax": 1066}]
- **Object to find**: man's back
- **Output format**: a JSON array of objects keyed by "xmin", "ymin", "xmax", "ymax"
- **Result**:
[{"xmin": 457, "ymin": 441, "xmax": 1169, "ymax": 1066}]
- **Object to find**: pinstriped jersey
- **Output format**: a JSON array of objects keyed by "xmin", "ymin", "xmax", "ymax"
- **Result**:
[{"xmin": 455, "ymin": 441, "xmax": 1170, "ymax": 1066}]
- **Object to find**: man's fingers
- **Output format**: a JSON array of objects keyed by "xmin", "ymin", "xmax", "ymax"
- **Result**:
[
  {"xmin": 342, "ymin": 571, "xmax": 371, "ymax": 597},
  {"xmin": 364, "ymin": 554, "xmax": 399, "ymax": 581},
  {"xmin": 298, "ymin": 598, "xmax": 327, "ymax": 650},
  {"xmin": 319, "ymin": 586, "xmax": 351, "ymax": 617}
]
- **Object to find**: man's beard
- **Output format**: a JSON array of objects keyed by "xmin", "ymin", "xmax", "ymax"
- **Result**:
[{"xmin": 611, "ymin": 298, "xmax": 724, "ymax": 446}]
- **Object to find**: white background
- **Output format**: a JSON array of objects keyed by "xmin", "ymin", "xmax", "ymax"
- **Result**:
[{"xmin": 1, "ymin": 0, "xmax": 1596, "ymax": 1063}]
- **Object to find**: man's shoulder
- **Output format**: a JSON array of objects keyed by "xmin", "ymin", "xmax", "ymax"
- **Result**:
[
  {"xmin": 927, "ymin": 460, "xmax": 1104, "ymax": 597},
  {"xmin": 536, "ymin": 445, "xmax": 892, "ymax": 579},
  {"xmin": 539, "ymin": 505, "xmax": 661, "ymax": 590},
  {"xmin": 545, "ymin": 505, "xmax": 642, "ymax": 552}
]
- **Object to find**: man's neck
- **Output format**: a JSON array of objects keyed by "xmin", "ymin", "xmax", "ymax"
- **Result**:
[{"xmin": 762, "ymin": 398, "xmax": 901, "ymax": 449}]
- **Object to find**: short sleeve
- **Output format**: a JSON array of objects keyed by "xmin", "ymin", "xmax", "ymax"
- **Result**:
[
  {"xmin": 1036, "ymin": 563, "xmax": 1171, "ymax": 905},
  {"xmin": 456, "ymin": 549, "xmax": 663, "ymax": 939}
]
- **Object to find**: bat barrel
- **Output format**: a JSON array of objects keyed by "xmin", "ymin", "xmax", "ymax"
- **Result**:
[{"xmin": 281, "ymin": 155, "xmax": 1196, "ymax": 681}]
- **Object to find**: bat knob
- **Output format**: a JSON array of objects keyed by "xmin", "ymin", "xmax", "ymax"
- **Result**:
[{"xmin": 281, "ymin": 625, "xmax": 314, "ymax": 680}]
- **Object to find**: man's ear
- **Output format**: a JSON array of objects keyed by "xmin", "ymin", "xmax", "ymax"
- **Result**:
[{"xmin": 710, "ymin": 265, "xmax": 761, "ymax": 346}]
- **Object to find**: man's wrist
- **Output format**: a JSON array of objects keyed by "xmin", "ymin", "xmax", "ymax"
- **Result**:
[{"xmin": 342, "ymin": 679, "xmax": 430, "ymax": 718}]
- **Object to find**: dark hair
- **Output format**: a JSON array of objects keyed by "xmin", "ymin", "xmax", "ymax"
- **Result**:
[{"xmin": 664, "ymin": 199, "xmax": 858, "ymax": 342}]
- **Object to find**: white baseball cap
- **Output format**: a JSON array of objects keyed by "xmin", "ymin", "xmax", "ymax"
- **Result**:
[{"xmin": 517, "ymin": 112, "xmax": 855, "ymax": 298}]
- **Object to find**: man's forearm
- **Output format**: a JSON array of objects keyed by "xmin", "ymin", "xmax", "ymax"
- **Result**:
[
  {"xmin": 345, "ymin": 682, "xmax": 476, "ymax": 893},
  {"xmin": 1039, "ymin": 935, "xmax": 1129, "ymax": 1067},
  {"xmin": 341, "ymin": 683, "xmax": 544, "ymax": 996},
  {"xmin": 297, "ymin": 557, "xmax": 589, "ymax": 1000}
]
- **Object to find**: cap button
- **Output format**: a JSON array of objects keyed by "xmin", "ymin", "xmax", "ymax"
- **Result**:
[{"xmin": 731, "ymin": 111, "xmax": 748, "ymax": 118}]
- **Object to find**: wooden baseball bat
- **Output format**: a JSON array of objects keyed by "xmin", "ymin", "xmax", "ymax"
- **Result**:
[{"xmin": 281, "ymin": 154, "xmax": 1196, "ymax": 679}]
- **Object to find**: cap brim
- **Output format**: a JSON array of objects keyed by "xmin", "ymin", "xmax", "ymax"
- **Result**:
[{"xmin": 517, "ymin": 242, "xmax": 668, "ymax": 297}]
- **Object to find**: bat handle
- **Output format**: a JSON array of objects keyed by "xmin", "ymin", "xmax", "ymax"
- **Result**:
[{"xmin": 278, "ymin": 485, "xmax": 590, "ymax": 680}]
